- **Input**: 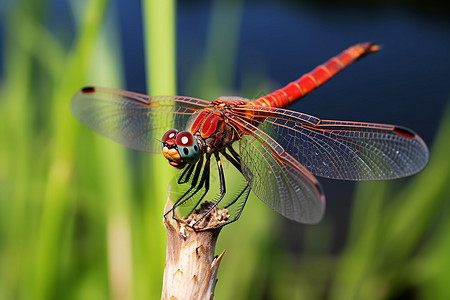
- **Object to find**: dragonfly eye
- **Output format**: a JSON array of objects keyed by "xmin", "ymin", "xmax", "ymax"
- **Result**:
[
  {"xmin": 162, "ymin": 129, "xmax": 178, "ymax": 143},
  {"xmin": 161, "ymin": 129, "xmax": 179, "ymax": 150},
  {"xmin": 175, "ymin": 131, "xmax": 201, "ymax": 164}
]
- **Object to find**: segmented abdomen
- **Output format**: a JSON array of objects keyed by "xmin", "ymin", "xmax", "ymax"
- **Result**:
[{"xmin": 247, "ymin": 43, "xmax": 379, "ymax": 108}]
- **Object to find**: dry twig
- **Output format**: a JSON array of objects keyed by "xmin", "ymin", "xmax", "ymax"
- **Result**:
[{"xmin": 161, "ymin": 195, "xmax": 230, "ymax": 300}]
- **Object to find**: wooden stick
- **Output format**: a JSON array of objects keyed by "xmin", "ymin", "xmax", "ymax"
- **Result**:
[{"xmin": 161, "ymin": 193, "xmax": 230, "ymax": 300}]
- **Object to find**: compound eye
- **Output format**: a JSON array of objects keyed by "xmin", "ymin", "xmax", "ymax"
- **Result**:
[
  {"xmin": 162, "ymin": 129, "xmax": 178, "ymax": 143},
  {"xmin": 175, "ymin": 131, "xmax": 201, "ymax": 164},
  {"xmin": 176, "ymin": 131, "xmax": 196, "ymax": 147}
]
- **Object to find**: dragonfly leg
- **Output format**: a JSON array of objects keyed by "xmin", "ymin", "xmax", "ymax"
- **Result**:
[
  {"xmin": 223, "ymin": 146, "xmax": 248, "ymax": 206},
  {"xmin": 166, "ymin": 154, "xmax": 211, "ymax": 219},
  {"xmin": 187, "ymin": 160, "xmax": 211, "ymax": 215},
  {"xmin": 218, "ymin": 147, "xmax": 251, "ymax": 224},
  {"xmin": 227, "ymin": 145, "xmax": 240, "ymax": 161},
  {"xmin": 164, "ymin": 156, "xmax": 204, "ymax": 219},
  {"xmin": 192, "ymin": 152, "xmax": 227, "ymax": 226},
  {"xmin": 190, "ymin": 147, "xmax": 252, "ymax": 229},
  {"xmin": 176, "ymin": 155, "xmax": 204, "ymax": 200},
  {"xmin": 223, "ymin": 184, "xmax": 248, "ymax": 209},
  {"xmin": 222, "ymin": 185, "xmax": 251, "ymax": 226},
  {"xmin": 178, "ymin": 162, "xmax": 196, "ymax": 184},
  {"xmin": 221, "ymin": 148, "xmax": 241, "ymax": 172}
]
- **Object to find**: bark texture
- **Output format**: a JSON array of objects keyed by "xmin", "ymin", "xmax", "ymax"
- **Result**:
[{"xmin": 161, "ymin": 197, "xmax": 229, "ymax": 300}]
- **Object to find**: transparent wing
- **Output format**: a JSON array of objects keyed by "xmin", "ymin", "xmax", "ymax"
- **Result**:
[
  {"xmin": 71, "ymin": 86, "xmax": 210, "ymax": 153},
  {"xmin": 232, "ymin": 106, "xmax": 429, "ymax": 180},
  {"xmin": 230, "ymin": 115, "xmax": 325, "ymax": 224}
]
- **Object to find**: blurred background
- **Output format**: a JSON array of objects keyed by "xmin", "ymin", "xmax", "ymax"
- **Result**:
[{"xmin": 0, "ymin": 0, "xmax": 449, "ymax": 299}]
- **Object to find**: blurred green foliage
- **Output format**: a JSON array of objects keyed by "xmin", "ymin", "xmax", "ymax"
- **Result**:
[{"xmin": 0, "ymin": 0, "xmax": 448, "ymax": 299}]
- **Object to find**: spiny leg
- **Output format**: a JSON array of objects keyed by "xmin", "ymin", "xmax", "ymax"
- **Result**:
[
  {"xmin": 219, "ymin": 148, "xmax": 247, "ymax": 208},
  {"xmin": 201, "ymin": 183, "xmax": 251, "ymax": 230},
  {"xmin": 178, "ymin": 162, "xmax": 196, "ymax": 184},
  {"xmin": 175, "ymin": 155, "xmax": 204, "ymax": 201},
  {"xmin": 193, "ymin": 152, "xmax": 227, "ymax": 226},
  {"xmin": 227, "ymin": 145, "xmax": 241, "ymax": 166},
  {"xmin": 221, "ymin": 185, "xmax": 251, "ymax": 227},
  {"xmin": 170, "ymin": 154, "xmax": 211, "ymax": 217},
  {"xmin": 218, "ymin": 146, "xmax": 251, "ymax": 224},
  {"xmin": 223, "ymin": 184, "xmax": 248, "ymax": 209},
  {"xmin": 221, "ymin": 148, "xmax": 241, "ymax": 172},
  {"xmin": 189, "ymin": 148, "xmax": 241, "ymax": 215},
  {"xmin": 187, "ymin": 159, "xmax": 213, "ymax": 215},
  {"xmin": 164, "ymin": 155, "xmax": 205, "ymax": 220}
]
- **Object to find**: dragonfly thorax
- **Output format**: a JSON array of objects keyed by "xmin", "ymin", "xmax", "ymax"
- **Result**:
[{"xmin": 187, "ymin": 105, "xmax": 241, "ymax": 156}]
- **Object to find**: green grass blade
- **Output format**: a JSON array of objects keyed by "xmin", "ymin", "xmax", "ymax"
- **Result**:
[
  {"xmin": 186, "ymin": 0, "xmax": 244, "ymax": 99},
  {"xmin": 29, "ymin": 1, "xmax": 109, "ymax": 299},
  {"xmin": 331, "ymin": 101, "xmax": 450, "ymax": 299},
  {"xmin": 139, "ymin": 0, "xmax": 176, "ymax": 298},
  {"xmin": 330, "ymin": 181, "xmax": 390, "ymax": 300}
]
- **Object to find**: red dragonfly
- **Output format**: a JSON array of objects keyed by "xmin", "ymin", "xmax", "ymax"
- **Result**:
[{"xmin": 71, "ymin": 43, "xmax": 429, "ymax": 227}]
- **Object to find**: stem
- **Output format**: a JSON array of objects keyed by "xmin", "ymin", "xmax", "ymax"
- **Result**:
[
  {"xmin": 141, "ymin": 1, "xmax": 177, "ymax": 295},
  {"xmin": 161, "ymin": 192, "xmax": 229, "ymax": 300}
]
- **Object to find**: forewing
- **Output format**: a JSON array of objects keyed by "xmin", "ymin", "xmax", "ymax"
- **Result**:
[
  {"xmin": 230, "ymin": 115, "xmax": 325, "ymax": 224},
  {"xmin": 71, "ymin": 87, "xmax": 209, "ymax": 153},
  {"xmin": 233, "ymin": 106, "xmax": 429, "ymax": 180}
]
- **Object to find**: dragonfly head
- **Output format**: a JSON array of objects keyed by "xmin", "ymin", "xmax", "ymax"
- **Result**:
[{"xmin": 161, "ymin": 129, "xmax": 201, "ymax": 169}]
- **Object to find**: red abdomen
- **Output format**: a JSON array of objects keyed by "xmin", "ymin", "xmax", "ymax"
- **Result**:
[{"xmin": 247, "ymin": 43, "xmax": 379, "ymax": 108}]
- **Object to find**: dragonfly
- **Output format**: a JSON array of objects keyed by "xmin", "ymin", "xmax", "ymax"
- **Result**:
[{"xmin": 71, "ymin": 42, "xmax": 429, "ymax": 228}]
